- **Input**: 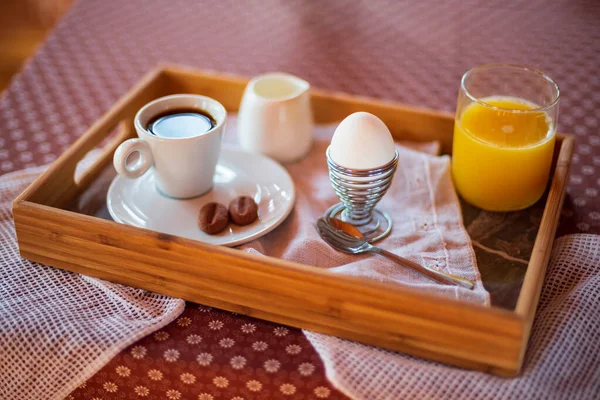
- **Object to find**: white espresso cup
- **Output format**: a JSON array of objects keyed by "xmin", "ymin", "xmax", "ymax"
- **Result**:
[
  {"xmin": 238, "ymin": 73, "xmax": 313, "ymax": 163},
  {"xmin": 113, "ymin": 94, "xmax": 227, "ymax": 199}
]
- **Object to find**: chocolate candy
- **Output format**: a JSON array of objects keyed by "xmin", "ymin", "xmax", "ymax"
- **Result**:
[
  {"xmin": 198, "ymin": 202, "xmax": 229, "ymax": 234},
  {"xmin": 228, "ymin": 195, "xmax": 258, "ymax": 226}
]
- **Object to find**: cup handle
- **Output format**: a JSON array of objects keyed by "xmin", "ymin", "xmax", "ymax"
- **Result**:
[{"xmin": 113, "ymin": 138, "xmax": 153, "ymax": 179}]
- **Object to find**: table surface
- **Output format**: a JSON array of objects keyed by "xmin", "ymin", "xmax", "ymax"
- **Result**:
[{"xmin": 1, "ymin": 0, "xmax": 599, "ymax": 399}]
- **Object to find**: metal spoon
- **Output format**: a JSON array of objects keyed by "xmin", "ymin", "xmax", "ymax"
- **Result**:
[{"xmin": 317, "ymin": 217, "xmax": 475, "ymax": 290}]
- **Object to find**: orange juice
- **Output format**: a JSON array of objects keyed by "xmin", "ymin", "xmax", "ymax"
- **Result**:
[{"xmin": 452, "ymin": 96, "xmax": 555, "ymax": 211}]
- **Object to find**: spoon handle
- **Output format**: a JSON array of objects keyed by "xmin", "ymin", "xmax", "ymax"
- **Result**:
[{"xmin": 371, "ymin": 247, "xmax": 475, "ymax": 290}]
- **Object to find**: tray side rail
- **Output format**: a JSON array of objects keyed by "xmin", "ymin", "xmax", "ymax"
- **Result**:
[{"xmin": 13, "ymin": 200, "xmax": 524, "ymax": 376}]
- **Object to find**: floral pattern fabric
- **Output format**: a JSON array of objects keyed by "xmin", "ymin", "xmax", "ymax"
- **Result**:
[{"xmin": 67, "ymin": 304, "xmax": 339, "ymax": 399}]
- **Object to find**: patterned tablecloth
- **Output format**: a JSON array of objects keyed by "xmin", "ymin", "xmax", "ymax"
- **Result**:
[{"xmin": 1, "ymin": 1, "xmax": 599, "ymax": 399}]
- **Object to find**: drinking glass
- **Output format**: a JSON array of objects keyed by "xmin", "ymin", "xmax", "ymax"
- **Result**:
[{"xmin": 452, "ymin": 64, "xmax": 560, "ymax": 211}]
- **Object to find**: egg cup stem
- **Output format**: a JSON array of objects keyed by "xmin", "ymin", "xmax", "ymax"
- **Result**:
[
  {"xmin": 341, "ymin": 209, "xmax": 373, "ymax": 226},
  {"xmin": 325, "ymin": 148, "xmax": 399, "ymax": 243},
  {"xmin": 326, "ymin": 204, "xmax": 393, "ymax": 243}
]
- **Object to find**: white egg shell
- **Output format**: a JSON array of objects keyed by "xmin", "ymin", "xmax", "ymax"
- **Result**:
[{"xmin": 329, "ymin": 112, "xmax": 396, "ymax": 169}]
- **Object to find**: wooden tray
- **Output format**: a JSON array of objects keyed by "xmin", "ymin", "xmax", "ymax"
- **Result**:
[{"xmin": 12, "ymin": 65, "xmax": 574, "ymax": 377}]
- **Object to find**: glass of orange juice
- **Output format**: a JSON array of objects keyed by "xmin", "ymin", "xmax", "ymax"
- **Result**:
[{"xmin": 452, "ymin": 64, "xmax": 560, "ymax": 211}]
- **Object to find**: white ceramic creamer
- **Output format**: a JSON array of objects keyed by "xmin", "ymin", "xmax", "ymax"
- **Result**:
[{"xmin": 238, "ymin": 73, "xmax": 313, "ymax": 163}]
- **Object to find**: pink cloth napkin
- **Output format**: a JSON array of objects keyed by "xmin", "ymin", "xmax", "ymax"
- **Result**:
[{"xmin": 224, "ymin": 116, "xmax": 489, "ymax": 305}]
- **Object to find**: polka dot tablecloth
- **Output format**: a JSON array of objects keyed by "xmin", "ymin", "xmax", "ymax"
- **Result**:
[{"xmin": 1, "ymin": 0, "xmax": 599, "ymax": 398}]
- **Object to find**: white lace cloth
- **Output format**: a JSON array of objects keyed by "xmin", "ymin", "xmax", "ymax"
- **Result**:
[
  {"xmin": 305, "ymin": 234, "xmax": 600, "ymax": 400},
  {"xmin": 0, "ymin": 166, "xmax": 185, "ymax": 400}
]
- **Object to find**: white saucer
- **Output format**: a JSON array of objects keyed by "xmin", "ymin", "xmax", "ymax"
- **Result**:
[{"xmin": 107, "ymin": 147, "xmax": 295, "ymax": 247}]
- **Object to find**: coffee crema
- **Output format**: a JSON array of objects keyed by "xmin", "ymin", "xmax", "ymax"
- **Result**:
[{"xmin": 147, "ymin": 108, "xmax": 216, "ymax": 138}]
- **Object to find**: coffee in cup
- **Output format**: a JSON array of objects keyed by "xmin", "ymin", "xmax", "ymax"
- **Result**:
[{"xmin": 147, "ymin": 109, "xmax": 217, "ymax": 138}]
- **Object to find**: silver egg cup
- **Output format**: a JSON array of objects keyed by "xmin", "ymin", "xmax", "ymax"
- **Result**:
[{"xmin": 325, "ymin": 147, "xmax": 399, "ymax": 243}]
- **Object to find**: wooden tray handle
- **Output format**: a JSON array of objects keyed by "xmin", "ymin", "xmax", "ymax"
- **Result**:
[
  {"xmin": 15, "ymin": 68, "xmax": 167, "ymax": 208},
  {"xmin": 73, "ymin": 119, "xmax": 134, "ymax": 187}
]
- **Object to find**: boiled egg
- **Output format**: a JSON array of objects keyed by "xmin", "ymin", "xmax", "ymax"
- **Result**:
[{"xmin": 329, "ymin": 112, "xmax": 396, "ymax": 169}]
